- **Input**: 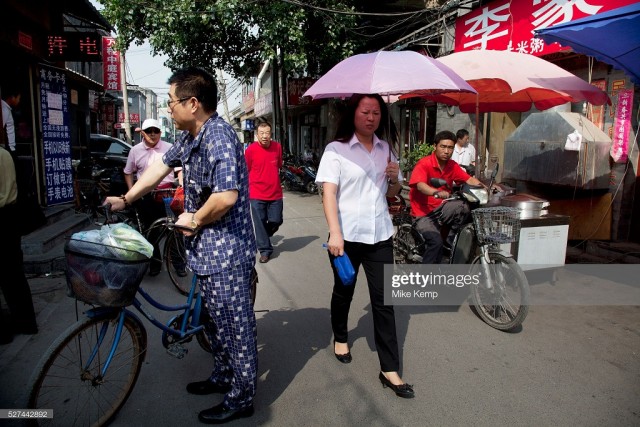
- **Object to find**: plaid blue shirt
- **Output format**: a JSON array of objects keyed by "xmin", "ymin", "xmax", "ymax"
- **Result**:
[{"xmin": 163, "ymin": 114, "xmax": 256, "ymax": 275}]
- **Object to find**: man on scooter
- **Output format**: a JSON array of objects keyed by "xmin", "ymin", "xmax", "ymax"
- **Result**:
[{"xmin": 409, "ymin": 130, "xmax": 482, "ymax": 264}]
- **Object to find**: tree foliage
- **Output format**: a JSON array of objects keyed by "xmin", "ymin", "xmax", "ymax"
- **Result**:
[{"xmin": 98, "ymin": 0, "xmax": 363, "ymax": 81}]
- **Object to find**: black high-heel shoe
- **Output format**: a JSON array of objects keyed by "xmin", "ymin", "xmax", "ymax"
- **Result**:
[
  {"xmin": 379, "ymin": 372, "xmax": 414, "ymax": 398},
  {"xmin": 334, "ymin": 341, "xmax": 352, "ymax": 364}
]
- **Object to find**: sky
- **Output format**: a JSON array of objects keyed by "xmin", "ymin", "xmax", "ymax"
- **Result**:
[{"xmin": 123, "ymin": 43, "xmax": 172, "ymax": 102}]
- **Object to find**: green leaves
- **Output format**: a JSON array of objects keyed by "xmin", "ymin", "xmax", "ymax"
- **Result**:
[
  {"xmin": 98, "ymin": 0, "xmax": 363, "ymax": 80},
  {"xmin": 401, "ymin": 143, "xmax": 435, "ymax": 174}
]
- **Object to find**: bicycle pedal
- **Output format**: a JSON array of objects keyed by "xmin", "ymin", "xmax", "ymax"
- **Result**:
[{"xmin": 167, "ymin": 343, "xmax": 188, "ymax": 359}]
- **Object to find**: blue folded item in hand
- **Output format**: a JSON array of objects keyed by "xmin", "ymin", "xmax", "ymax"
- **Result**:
[{"xmin": 323, "ymin": 244, "xmax": 356, "ymax": 286}]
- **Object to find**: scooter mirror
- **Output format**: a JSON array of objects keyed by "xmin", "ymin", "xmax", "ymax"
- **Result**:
[{"xmin": 429, "ymin": 178, "xmax": 447, "ymax": 188}]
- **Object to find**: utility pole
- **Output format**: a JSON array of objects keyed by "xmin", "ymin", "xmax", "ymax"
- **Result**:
[
  {"xmin": 120, "ymin": 51, "xmax": 132, "ymax": 143},
  {"xmin": 216, "ymin": 70, "xmax": 231, "ymax": 123}
]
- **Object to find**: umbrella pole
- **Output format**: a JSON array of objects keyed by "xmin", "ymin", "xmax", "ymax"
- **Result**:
[{"xmin": 474, "ymin": 95, "xmax": 482, "ymax": 179}]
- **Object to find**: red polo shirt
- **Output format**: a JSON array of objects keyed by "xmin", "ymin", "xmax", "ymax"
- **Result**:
[
  {"xmin": 409, "ymin": 153, "xmax": 470, "ymax": 217},
  {"xmin": 245, "ymin": 140, "xmax": 283, "ymax": 200}
]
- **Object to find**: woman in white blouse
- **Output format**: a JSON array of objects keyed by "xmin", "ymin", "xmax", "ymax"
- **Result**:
[{"xmin": 316, "ymin": 93, "xmax": 414, "ymax": 398}]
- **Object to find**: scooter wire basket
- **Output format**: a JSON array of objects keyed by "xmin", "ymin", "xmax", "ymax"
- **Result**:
[{"xmin": 472, "ymin": 207, "xmax": 522, "ymax": 245}]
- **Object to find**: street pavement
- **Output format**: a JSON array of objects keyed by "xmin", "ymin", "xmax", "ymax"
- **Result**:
[{"xmin": 1, "ymin": 190, "xmax": 639, "ymax": 426}]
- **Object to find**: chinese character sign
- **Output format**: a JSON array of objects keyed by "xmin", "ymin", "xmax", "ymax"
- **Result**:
[
  {"xmin": 102, "ymin": 37, "xmax": 121, "ymax": 91},
  {"xmin": 46, "ymin": 33, "xmax": 102, "ymax": 62},
  {"xmin": 455, "ymin": 0, "xmax": 636, "ymax": 56},
  {"xmin": 288, "ymin": 78, "xmax": 318, "ymax": 105},
  {"xmin": 39, "ymin": 65, "xmax": 74, "ymax": 205},
  {"xmin": 610, "ymin": 89, "xmax": 633, "ymax": 163}
]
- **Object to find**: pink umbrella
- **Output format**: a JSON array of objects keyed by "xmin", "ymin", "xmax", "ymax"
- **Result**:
[
  {"xmin": 403, "ymin": 50, "xmax": 609, "ymax": 112},
  {"xmin": 303, "ymin": 50, "xmax": 476, "ymax": 99}
]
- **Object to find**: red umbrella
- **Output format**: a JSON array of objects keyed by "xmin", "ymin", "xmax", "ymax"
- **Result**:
[
  {"xmin": 401, "ymin": 50, "xmax": 610, "ymax": 175},
  {"xmin": 403, "ymin": 50, "xmax": 610, "ymax": 113}
]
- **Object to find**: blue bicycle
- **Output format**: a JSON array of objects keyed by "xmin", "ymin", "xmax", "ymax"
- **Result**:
[{"xmin": 27, "ymin": 237, "xmax": 257, "ymax": 426}]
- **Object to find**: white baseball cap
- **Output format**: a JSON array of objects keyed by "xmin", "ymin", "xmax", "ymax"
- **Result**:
[{"xmin": 141, "ymin": 118, "xmax": 161, "ymax": 131}]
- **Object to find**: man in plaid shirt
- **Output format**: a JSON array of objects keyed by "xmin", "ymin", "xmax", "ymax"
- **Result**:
[{"xmin": 106, "ymin": 67, "xmax": 257, "ymax": 424}]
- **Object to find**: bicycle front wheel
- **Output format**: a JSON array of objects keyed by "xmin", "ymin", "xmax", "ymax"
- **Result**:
[
  {"xmin": 164, "ymin": 229, "xmax": 194, "ymax": 295},
  {"xmin": 28, "ymin": 311, "xmax": 147, "ymax": 426},
  {"xmin": 470, "ymin": 253, "xmax": 529, "ymax": 331}
]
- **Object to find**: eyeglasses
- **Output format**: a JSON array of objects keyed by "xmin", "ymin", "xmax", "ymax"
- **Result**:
[
  {"xmin": 166, "ymin": 96, "xmax": 192, "ymax": 109},
  {"xmin": 144, "ymin": 128, "xmax": 160, "ymax": 134}
]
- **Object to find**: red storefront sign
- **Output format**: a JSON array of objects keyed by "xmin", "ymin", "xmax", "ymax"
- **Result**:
[
  {"xmin": 455, "ymin": 0, "xmax": 637, "ymax": 56},
  {"xmin": 289, "ymin": 78, "xmax": 319, "ymax": 105},
  {"xmin": 18, "ymin": 31, "xmax": 32, "ymax": 50},
  {"xmin": 118, "ymin": 113, "xmax": 140, "ymax": 124},
  {"xmin": 102, "ymin": 37, "xmax": 121, "ymax": 91}
]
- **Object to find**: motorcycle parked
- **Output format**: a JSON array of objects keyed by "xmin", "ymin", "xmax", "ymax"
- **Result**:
[
  {"xmin": 300, "ymin": 161, "xmax": 318, "ymax": 194},
  {"xmin": 280, "ymin": 164, "xmax": 309, "ymax": 192},
  {"xmin": 391, "ymin": 166, "xmax": 530, "ymax": 331},
  {"xmin": 280, "ymin": 158, "xmax": 318, "ymax": 194}
]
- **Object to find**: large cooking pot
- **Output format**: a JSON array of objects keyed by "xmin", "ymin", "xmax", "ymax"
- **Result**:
[
  {"xmin": 500, "ymin": 194, "xmax": 550, "ymax": 219},
  {"xmin": 489, "ymin": 183, "xmax": 516, "ymax": 205}
]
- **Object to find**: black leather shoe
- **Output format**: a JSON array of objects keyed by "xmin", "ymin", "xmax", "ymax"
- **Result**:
[
  {"xmin": 379, "ymin": 372, "xmax": 414, "ymax": 398},
  {"xmin": 198, "ymin": 402, "xmax": 254, "ymax": 424},
  {"xmin": 335, "ymin": 351, "xmax": 352, "ymax": 364},
  {"xmin": 186, "ymin": 380, "xmax": 231, "ymax": 395},
  {"xmin": 334, "ymin": 341, "xmax": 352, "ymax": 364}
]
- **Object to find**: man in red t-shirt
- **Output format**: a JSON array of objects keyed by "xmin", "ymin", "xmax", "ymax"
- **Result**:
[
  {"xmin": 245, "ymin": 121, "xmax": 283, "ymax": 263},
  {"xmin": 409, "ymin": 130, "xmax": 482, "ymax": 264}
]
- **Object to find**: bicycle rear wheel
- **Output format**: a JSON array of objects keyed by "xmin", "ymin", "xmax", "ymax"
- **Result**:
[
  {"xmin": 196, "ymin": 267, "xmax": 258, "ymax": 353},
  {"xmin": 470, "ymin": 254, "xmax": 529, "ymax": 331},
  {"xmin": 28, "ymin": 311, "xmax": 147, "ymax": 426},
  {"xmin": 164, "ymin": 229, "xmax": 194, "ymax": 295}
]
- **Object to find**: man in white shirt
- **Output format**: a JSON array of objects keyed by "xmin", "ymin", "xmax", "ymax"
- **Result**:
[
  {"xmin": 1, "ymin": 87, "xmax": 21, "ymax": 153},
  {"xmin": 451, "ymin": 129, "xmax": 476, "ymax": 168}
]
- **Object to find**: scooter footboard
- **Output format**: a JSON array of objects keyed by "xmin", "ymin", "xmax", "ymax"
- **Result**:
[{"xmin": 450, "ymin": 223, "xmax": 478, "ymax": 264}]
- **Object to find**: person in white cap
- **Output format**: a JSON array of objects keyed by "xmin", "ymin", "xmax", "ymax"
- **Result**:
[{"xmin": 124, "ymin": 118, "xmax": 184, "ymax": 276}]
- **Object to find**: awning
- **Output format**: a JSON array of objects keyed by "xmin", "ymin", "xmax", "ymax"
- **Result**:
[{"xmin": 535, "ymin": 3, "xmax": 640, "ymax": 84}]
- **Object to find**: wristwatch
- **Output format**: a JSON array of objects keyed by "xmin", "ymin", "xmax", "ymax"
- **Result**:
[
  {"xmin": 190, "ymin": 213, "xmax": 200, "ymax": 230},
  {"xmin": 434, "ymin": 193, "xmax": 439, "ymax": 199}
]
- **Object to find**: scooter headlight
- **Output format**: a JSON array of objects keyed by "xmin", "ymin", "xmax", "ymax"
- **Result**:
[{"xmin": 469, "ymin": 187, "xmax": 489, "ymax": 204}]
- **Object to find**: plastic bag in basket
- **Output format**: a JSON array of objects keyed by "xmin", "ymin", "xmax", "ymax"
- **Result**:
[
  {"xmin": 102, "ymin": 223, "xmax": 153, "ymax": 260},
  {"xmin": 67, "ymin": 230, "xmax": 109, "ymax": 257}
]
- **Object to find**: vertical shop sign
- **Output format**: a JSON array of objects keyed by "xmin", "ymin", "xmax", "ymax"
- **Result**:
[
  {"xmin": 102, "ymin": 37, "xmax": 120, "ymax": 91},
  {"xmin": 39, "ymin": 65, "xmax": 74, "ymax": 205},
  {"xmin": 610, "ymin": 89, "xmax": 633, "ymax": 163}
]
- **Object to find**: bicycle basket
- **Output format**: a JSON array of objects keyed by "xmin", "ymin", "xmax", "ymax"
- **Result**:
[
  {"xmin": 64, "ymin": 239, "xmax": 150, "ymax": 307},
  {"xmin": 471, "ymin": 207, "xmax": 521, "ymax": 245}
]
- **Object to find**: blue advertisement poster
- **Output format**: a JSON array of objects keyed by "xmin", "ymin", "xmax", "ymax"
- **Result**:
[{"xmin": 39, "ymin": 65, "xmax": 74, "ymax": 205}]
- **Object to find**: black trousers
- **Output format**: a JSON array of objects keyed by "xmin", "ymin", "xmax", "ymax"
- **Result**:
[
  {"xmin": 0, "ymin": 204, "xmax": 37, "ymax": 332},
  {"xmin": 414, "ymin": 199, "xmax": 471, "ymax": 264},
  {"xmin": 329, "ymin": 237, "xmax": 400, "ymax": 372}
]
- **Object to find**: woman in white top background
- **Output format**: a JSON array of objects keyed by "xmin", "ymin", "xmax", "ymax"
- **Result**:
[{"xmin": 315, "ymin": 93, "xmax": 414, "ymax": 398}]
